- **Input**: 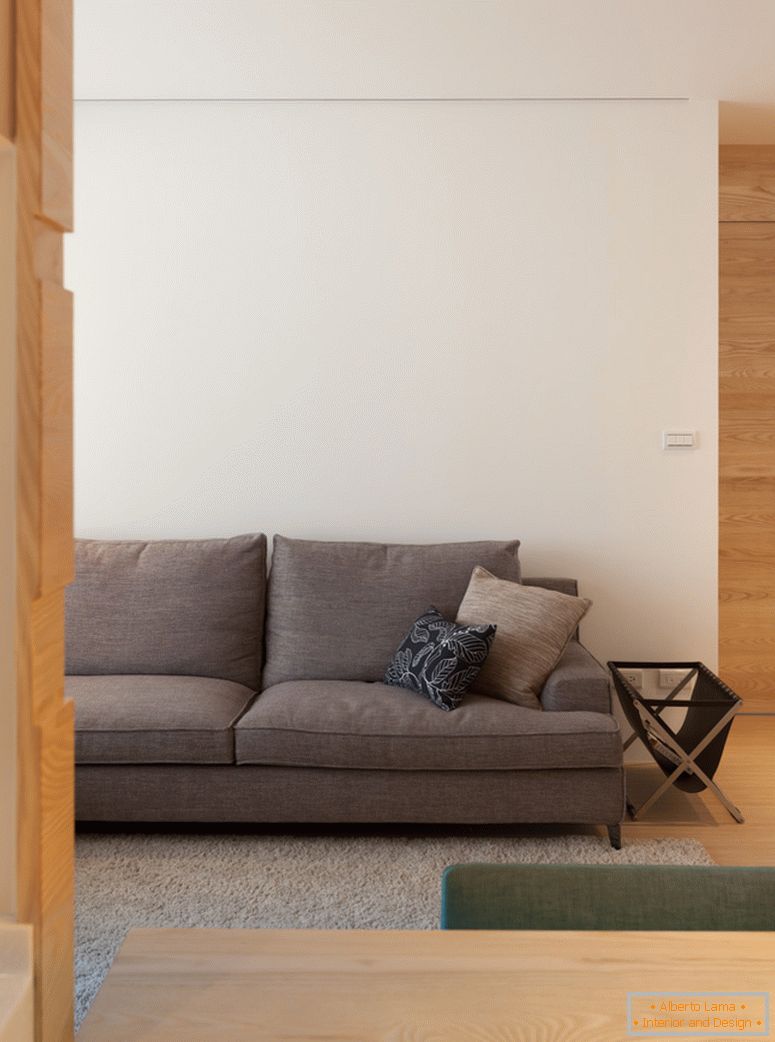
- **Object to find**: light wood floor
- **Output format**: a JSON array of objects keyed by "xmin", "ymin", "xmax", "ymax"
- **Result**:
[{"xmin": 617, "ymin": 714, "xmax": 775, "ymax": 865}]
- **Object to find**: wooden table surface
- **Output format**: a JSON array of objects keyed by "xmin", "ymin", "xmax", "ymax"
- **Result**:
[{"xmin": 77, "ymin": 928, "xmax": 775, "ymax": 1042}]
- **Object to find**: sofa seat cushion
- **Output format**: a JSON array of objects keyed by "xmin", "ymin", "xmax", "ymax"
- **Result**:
[
  {"xmin": 234, "ymin": 681, "xmax": 621, "ymax": 771},
  {"xmin": 69, "ymin": 675, "xmax": 256, "ymax": 765}
]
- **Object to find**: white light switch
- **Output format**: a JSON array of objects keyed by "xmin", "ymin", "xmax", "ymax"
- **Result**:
[{"xmin": 663, "ymin": 431, "xmax": 696, "ymax": 449}]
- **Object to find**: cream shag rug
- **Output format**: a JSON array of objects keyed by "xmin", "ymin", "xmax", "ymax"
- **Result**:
[{"xmin": 76, "ymin": 828, "xmax": 713, "ymax": 1029}]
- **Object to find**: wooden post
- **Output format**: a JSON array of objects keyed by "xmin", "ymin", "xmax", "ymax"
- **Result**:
[{"xmin": 10, "ymin": 0, "xmax": 75, "ymax": 1039}]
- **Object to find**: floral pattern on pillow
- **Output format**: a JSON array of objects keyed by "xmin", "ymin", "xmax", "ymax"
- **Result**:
[{"xmin": 384, "ymin": 607, "xmax": 496, "ymax": 711}]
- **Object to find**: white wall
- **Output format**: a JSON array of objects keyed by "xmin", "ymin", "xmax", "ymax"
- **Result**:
[
  {"xmin": 0, "ymin": 142, "xmax": 16, "ymax": 917},
  {"xmin": 74, "ymin": 0, "xmax": 775, "ymax": 142},
  {"xmin": 66, "ymin": 98, "xmax": 718, "ymax": 669}
]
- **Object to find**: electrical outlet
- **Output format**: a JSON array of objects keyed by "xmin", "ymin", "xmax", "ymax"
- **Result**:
[
  {"xmin": 619, "ymin": 668, "xmax": 643, "ymax": 689},
  {"xmin": 658, "ymin": 668, "xmax": 691, "ymax": 689}
]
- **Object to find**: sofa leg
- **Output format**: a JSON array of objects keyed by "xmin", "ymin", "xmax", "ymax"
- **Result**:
[{"xmin": 607, "ymin": 824, "xmax": 622, "ymax": 850}]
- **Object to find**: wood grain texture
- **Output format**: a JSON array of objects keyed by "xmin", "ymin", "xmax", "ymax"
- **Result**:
[
  {"xmin": 29, "ymin": 591, "xmax": 65, "ymax": 722},
  {"xmin": 16, "ymin": 0, "xmax": 44, "ymax": 614},
  {"xmin": 76, "ymin": 927, "xmax": 775, "ymax": 1042},
  {"xmin": 719, "ymin": 151, "xmax": 775, "ymax": 711},
  {"xmin": 34, "ymin": 223, "xmax": 63, "ymax": 285},
  {"xmin": 720, "ymin": 145, "xmax": 775, "ymax": 221},
  {"xmin": 36, "ymin": 701, "xmax": 73, "ymax": 1042},
  {"xmin": 40, "ymin": 282, "xmax": 72, "ymax": 593},
  {"xmin": 0, "ymin": 0, "xmax": 12, "ymax": 139},
  {"xmin": 13, "ymin": 0, "xmax": 74, "ymax": 1039},
  {"xmin": 39, "ymin": 0, "xmax": 71, "ymax": 230},
  {"xmin": 0, "ymin": 136, "xmax": 16, "ymax": 923}
]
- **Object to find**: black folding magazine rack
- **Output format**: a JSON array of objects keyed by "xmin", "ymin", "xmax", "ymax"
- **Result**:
[{"xmin": 608, "ymin": 661, "xmax": 744, "ymax": 823}]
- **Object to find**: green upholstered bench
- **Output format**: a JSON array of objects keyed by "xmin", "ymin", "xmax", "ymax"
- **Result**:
[{"xmin": 440, "ymin": 864, "xmax": 775, "ymax": 930}]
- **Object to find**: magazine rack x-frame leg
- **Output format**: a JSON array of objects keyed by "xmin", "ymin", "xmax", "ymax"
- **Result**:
[{"xmin": 627, "ymin": 701, "xmax": 744, "ymax": 824}]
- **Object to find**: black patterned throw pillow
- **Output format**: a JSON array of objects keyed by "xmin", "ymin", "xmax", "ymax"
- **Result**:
[{"xmin": 384, "ymin": 607, "xmax": 496, "ymax": 711}]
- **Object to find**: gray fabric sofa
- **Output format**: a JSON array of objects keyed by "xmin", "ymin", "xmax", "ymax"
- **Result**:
[{"xmin": 66, "ymin": 534, "xmax": 625, "ymax": 846}]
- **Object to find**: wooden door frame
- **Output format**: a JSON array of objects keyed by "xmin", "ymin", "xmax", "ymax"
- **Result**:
[{"xmin": 3, "ymin": 0, "xmax": 75, "ymax": 1040}]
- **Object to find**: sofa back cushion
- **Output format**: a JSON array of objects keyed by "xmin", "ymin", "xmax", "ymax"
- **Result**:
[
  {"xmin": 262, "ymin": 536, "xmax": 521, "ymax": 687},
  {"xmin": 66, "ymin": 534, "xmax": 267, "ymax": 688}
]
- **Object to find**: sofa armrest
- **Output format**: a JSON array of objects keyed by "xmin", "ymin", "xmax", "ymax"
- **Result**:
[{"xmin": 540, "ymin": 641, "xmax": 612, "ymax": 714}]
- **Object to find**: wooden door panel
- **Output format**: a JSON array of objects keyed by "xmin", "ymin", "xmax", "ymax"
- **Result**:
[
  {"xmin": 719, "ymin": 223, "xmax": 775, "ymax": 274},
  {"xmin": 720, "ymin": 149, "xmax": 775, "ymax": 711},
  {"xmin": 718, "ymin": 663, "xmax": 775, "ymax": 705},
  {"xmin": 719, "ymin": 374, "xmax": 775, "ymax": 397},
  {"xmin": 720, "ymin": 146, "xmax": 775, "ymax": 221}
]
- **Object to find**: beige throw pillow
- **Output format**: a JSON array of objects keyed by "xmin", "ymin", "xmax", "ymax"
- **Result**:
[{"xmin": 456, "ymin": 566, "xmax": 591, "ymax": 710}]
